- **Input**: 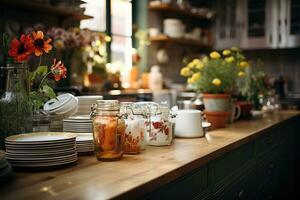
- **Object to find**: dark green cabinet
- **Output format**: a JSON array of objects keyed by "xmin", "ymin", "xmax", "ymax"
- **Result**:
[{"xmin": 141, "ymin": 115, "xmax": 300, "ymax": 200}]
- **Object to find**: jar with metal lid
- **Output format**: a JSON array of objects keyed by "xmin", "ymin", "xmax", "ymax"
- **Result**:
[
  {"xmin": 120, "ymin": 102, "xmax": 143, "ymax": 154},
  {"xmin": 90, "ymin": 100, "xmax": 125, "ymax": 161},
  {"xmin": 146, "ymin": 102, "xmax": 174, "ymax": 146}
]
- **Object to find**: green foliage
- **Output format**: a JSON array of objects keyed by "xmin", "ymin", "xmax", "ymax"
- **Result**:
[{"xmin": 29, "ymin": 66, "xmax": 48, "ymax": 81}]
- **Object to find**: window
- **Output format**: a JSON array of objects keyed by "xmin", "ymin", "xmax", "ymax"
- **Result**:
[{"xmin": 80, "ymin": 0, "xmax": 133, "ymax": 87}]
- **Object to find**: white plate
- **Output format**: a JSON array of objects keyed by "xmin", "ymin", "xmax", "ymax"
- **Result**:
[
  {"xmin": 7, "ymin": 153, "xmax": 77, "ymax": 162},
  {"xmin": 9, "ymin": 157, "xmax": 77, "ymax": 167},
  {"xmin": 5, "ymin": 132, "xmax": 77, "ymax": 144}
]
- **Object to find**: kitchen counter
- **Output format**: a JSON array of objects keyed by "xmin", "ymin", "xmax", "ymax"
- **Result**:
[{"xmin": 1, "ymin": 111, "xmax": 299, "ymax": 200}]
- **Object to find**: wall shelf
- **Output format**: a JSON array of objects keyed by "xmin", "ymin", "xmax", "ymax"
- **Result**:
[
  {"xmin": 0, "ymin": 0, "xmax": 93, "ymax": 20},
  {"xmin": 150, "ymin": 35, "xmax": 211, "ymax": 48},
  {"xmin": 148, "ymin": 3, "xmax": 213, "ymax": 20}
]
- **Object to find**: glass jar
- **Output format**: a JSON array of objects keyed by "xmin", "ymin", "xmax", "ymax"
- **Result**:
[
  {"xmin": 90, "ymin": 100, "xmax": 125, "ymax": 161},
  {"xmin": 132, "ymin": 102, "xmax": 158, "ymax": 148},
  {"xmin": 0, "ymin": 63, "xmax": 33, "ymax": 149},
  {"xmin": 120, "ymin": 102, "xmax": 143, "ymax": 154},
  {"xmin": 147, "ymin": 102, "xmax": 173, "ymax": 146}
]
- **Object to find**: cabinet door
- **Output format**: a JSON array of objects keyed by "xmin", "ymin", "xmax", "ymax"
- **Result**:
[
  {"xmin": 214, "ymin": 0, "xmax": 242, "ymax": 49},
  {"xmin": 241, "ymin": 0, "xmax": 278, "ymax": 49},
  {"xmin": 281, "ymin": 0, "xmax": 300, "ymax": 47}
]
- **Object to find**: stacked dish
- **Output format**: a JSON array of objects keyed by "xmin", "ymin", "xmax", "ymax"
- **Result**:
[
  {"xmin": 44, "ymin": 93, "xmax": 79, "ymax": 131},
  {"xmin": 0, "ymin": 150, "xmax": 12, "ymax": 184},
  {"xmin": 76, "ymin": 95, "xmax": 103, "ymax": 115},
  {"xmin": 5, "ymin": 132, "xmax": 77, "ymax": 169},
  {"xmin": 76, "ymin": 133, "xmax": 94, "ymax": 154},
  {"xmin": 63, "ymin": 115, "xmax": 92, "ymax": 133}
]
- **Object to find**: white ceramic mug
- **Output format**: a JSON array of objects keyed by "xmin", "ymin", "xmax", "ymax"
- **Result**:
[{"xmin": 174, "ymin": 109, "xmax": 203, "ymax": 138}]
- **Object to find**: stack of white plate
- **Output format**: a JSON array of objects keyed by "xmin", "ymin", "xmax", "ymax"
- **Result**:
[
  {"xmin": 0, "ymin": 150, "xmax": 12, "ymax": 183},
  {"xmin": 63, "ymin": 115, "xmax": 92, "ymax": 133},
  {"xmin": 76, "ymin": 133, "xmax": 94, "ymax": 154},
  {"xmin": 44, "ymin": 93, "xmax": 79, "ymax": 131},
  {"xmin": 5, "ymin": 132, "xmax": 77, "ymax": 169},
  {"xmin": 76, "ymin": 96, "xmax": 103, "ymax": 115}
]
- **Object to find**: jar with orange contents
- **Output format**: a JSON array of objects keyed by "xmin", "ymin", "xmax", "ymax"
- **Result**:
[{"xmin": 91, "ymin": 100, "xmax": 125, "ymax": 161}]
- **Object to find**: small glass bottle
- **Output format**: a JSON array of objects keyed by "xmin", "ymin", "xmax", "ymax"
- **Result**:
[
  {"xmin": 91, "ymin": 100, "xmax": 125, "ymax": 161},
  {"xmin": 120, "ymin": 102, "xmax": 142, "ymax": 154}
]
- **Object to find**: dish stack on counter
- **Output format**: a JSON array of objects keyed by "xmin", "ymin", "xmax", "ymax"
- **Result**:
[
  {"xmin": 76, "ymin": 96, "xmax": 103, "ymax": 115},
  {"xmin": 0, "ymin": 150, "xmax": 12, "ymax": 184},
  {"xmin": 43, "ymin": 93, "xmax": 79, "ymax": 131},
  {"xmin": 4, "ymin": 132, "xmax": 77, "ymax": 169},
  {"xmin": 63, "ymin": 116, "xmax": 94, "ymax": 154}
]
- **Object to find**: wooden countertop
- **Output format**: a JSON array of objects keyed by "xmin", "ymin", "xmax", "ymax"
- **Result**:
[{"xmin": 1, "ymin": 111, "xmax": 299, "ymax": 200}]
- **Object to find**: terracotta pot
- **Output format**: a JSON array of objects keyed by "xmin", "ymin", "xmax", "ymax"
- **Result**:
[
  {"xmin": 204, "ymin": 111, "xmax": 229, "ymax": 129},
  {"xmin": 236, "ymin": 101, "xmax": 253, "ymax": 119},
  {"xmin": 202, "ymin": 93, "xmax": 231, "ymax": 112}
]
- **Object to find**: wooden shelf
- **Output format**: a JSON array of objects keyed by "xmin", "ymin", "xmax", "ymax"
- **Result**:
[
  {"xmin": 0, "ymin": 0, "xmax": 93, "ymax": 20},
  {"xmin": 150, "ymin": 35, "xmax": 211, "ymax": 48},
  {"xmin": 148, "ymin": 3, "xmax": 213, "ymax": 20}
]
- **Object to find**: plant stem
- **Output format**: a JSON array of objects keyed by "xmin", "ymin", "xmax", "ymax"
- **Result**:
[
  {"xmin": 38, "ymin": 56, "xmax": 43, "ymax": 67},
  {"xmin": 38, "ymin": 71, "xmax": 52, "ymax": 90}
]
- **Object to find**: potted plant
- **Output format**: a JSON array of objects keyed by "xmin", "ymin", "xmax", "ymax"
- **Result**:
[{"xmin": 180, "ymin": 47, "xmax": 250, "ymax": 129}]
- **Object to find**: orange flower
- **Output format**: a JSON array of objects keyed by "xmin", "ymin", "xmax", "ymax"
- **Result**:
[
  {"xmin": 32, "ymin": 31, "xmax": 52, "ymax": 56},
  {"xmin": 50, "ymin": 59, "xmax": 67, "ymax": 81},
  {"xmin": 8, "ymin": 34, "xmax": 34, "ymax": 62}
]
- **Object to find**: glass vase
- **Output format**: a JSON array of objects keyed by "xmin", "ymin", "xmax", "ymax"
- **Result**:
[{"xmin": 0, "ymin": 63, "xmax": 33, "ymax": 149}]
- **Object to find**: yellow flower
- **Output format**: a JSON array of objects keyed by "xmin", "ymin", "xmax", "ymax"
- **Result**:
[
  {"xmin": 231, "ymin": 46, "xmax": 239, "ymax": 52},
  {"xmin": 187, "ymin": 77, "xmax": 194, "ymax": 84},
  {"xmin": 180, "ymin": 67, "xmax": 191, "ymax": 77},
  {"xmin": 238, "ymin": 71, "xmax": 246, "ymax": 77},
  {"xmin": 239, "ymin": 61, "xmax": 249, "ymax": 68},
  {"xmin": 195, "ymin": 61, "xmax": 204, "ymax": 70},
  {"xmin": 212, "ymin": 78, "xmax": 222, "ymax": 86},
  {"xmin": 202, "ymin": 56, "xmax": 209, "ymax": 63},
  {"xmin": 209, "ymin": 51, "xmax": 221, "ymax": 59},
  {"xmin": 186, "ymin": 62, "xmax": 195, "ymax": 69},
  {"xmin": 225, "ymin": 56, "xmax": 234, "ymax": 63},
  {"xmin": 191, "ymin": 73, "xmax": 201, "ymax": 81},
  {"xmin": 222, "ymin": 49, "xmax": 231, "ymax": 56},
  {"xmin": 192, "ymin": 58, "xmax": 201, "ymax": 65}
]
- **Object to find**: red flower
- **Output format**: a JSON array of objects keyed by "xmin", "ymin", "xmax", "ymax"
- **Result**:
[
  {"xmin": 32, "ymin": 30, "xmax": 52, "ymax": 56},
  {"xmin": 152, "ymin": 121, "xmax": 163, "ymax": 129},
  {"xmin": 50, "ymin": 59, "xmax": 67, "ymax": 81},
  {"xmin": 8, "ymin": 34, "xmax": 34, "ymax": 62}
]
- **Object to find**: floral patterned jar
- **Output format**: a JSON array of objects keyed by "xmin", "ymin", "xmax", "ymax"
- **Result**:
[
  {"xmin": 120, "ymin": 102, "xmax": 143, "ymax": 154},
  {"xmin": 91, "ymin": 100, "xmax": 125, "ymax": 161},
  {"xmin": 132, "ymin": 102, "xmax": 157, "ymax": 149}
]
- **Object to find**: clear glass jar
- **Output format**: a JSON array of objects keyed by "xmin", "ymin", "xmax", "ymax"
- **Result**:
[
  {"xmin": 0, "ymin": 63, "xmax": 33, "ymax": 149},
  {"xmin": 120, "ymin": 102, "xmax": 142, "ymax": 154},
  {"xmin": 132, "ymin": 102, "xmax": 158, "ymax": 148},
  {"xmin": 147, "ymin": 102, "xmax": 173, "ymax": 146},
  {"xmin": 90, "ymin": 100, "xmax": 125, "ymax": 161}
]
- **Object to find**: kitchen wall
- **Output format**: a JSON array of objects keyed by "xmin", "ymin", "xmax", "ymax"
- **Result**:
[{"xmin": 245, "ymin": 49, "xmax": 300, "ymax": 94}]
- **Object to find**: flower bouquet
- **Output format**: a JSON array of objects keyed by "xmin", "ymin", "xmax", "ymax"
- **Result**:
[
  {"xmin": 180, "ymin": 48, "xmax": 250, "ymax": 128},
  {"xmin": 0, "ymin": 30, "xmax": 67, "ymax": 148}
]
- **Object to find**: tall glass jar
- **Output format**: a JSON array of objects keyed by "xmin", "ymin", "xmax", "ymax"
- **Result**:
[
  {"xmin": 147, "ymin": 102, "xmax": 173, "ymax": 146},
  {"xmin": 91, "ymin": 100, "xmax": 125, "ymax": 161},
  {"xmin": 120, "ymin": 102, "xmax": 142, "ymax": 154},
  {"xmin": 0, "ymin": 63, "xmax": 33, "ymax": 149}
]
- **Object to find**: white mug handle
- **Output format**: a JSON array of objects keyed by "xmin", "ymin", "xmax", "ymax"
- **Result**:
[{"xmin": 234, "ymin": 105, "xmax": 241, "ymax": 120}]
